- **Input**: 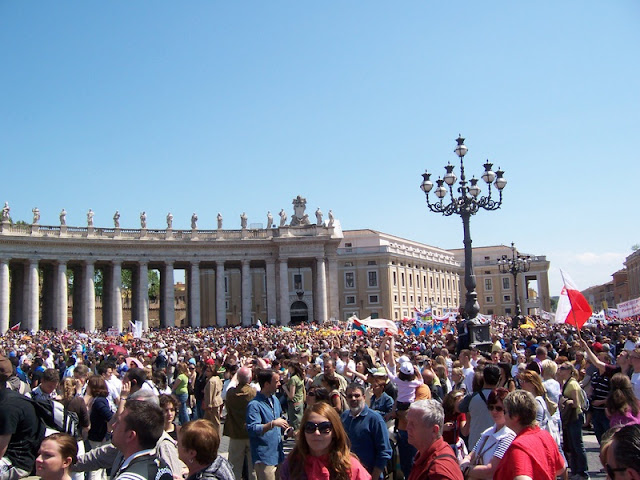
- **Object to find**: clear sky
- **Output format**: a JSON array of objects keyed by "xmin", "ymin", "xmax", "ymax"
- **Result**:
[{"xmin": 1, "ymin": 2, "xmax": 638, "ymax": 299}]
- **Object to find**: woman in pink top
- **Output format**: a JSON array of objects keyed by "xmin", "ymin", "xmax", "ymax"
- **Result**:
[{"xmin": 606, "ymin": 373, "xmax": 640, "ymax": 427}]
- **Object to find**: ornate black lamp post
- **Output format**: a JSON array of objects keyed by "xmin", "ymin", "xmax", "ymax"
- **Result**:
[
  {"xmin": 498, "ymin": 242, "xmax": 531, "ymax": 327},
  {"xmin": 420, "ymin": 135, "xmax": 507, "ymax": 348}
]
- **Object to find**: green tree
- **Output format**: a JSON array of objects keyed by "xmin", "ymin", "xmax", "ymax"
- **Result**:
[
  {"xmin": 632, "ymin": 244, "xmax": 639, "ymax": 252},
  {"xmin": 67, "ymin": 268, "xmax": 159, "ymax": 298}
]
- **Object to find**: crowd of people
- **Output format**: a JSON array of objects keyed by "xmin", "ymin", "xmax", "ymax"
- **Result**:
[{"xmin": 1, "ymin": 314, "xmax": 640, "ymax": 480}]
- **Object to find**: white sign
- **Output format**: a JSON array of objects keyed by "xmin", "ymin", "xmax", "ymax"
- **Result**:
[{"xmin": 618, "ymin": 298, "xmax": 640, "ymax": 318}]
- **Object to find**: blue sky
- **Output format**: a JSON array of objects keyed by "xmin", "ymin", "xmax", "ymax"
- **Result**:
[{"xmin": 1, "ymin": 2, "xmax": 638, "ymax": 297}]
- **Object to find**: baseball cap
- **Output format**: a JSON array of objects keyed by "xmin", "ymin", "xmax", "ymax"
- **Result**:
[{"xmin": 400, "ymin": 362, "xmax": 414, "ymax": 375}]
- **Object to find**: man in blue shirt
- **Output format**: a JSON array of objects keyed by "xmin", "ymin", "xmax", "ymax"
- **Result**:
[
  {"xmin": 246, "ymin": 369, "xmax": 289, "ymax": 480},
  {"xmin": 341, "ymin": 383, "xmax": 392, "ymax": 479}
]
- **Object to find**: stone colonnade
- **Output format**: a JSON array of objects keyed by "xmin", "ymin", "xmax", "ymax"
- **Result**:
[{"xmin": 0, "ymin": 218, "xmax": 343, "ymax": 332}]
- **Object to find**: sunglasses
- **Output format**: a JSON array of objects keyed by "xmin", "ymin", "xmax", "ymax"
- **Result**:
[
  {"xmin": 304, "ymin": 421, "xmax": 333, "ymax": 434},
  {"xmin": 488, "ymin": 405, "xmax": 504, "ymax": 412},
  {"xmin": 605, "ymin": 464, "xmax": 626, "ymax": 478}
]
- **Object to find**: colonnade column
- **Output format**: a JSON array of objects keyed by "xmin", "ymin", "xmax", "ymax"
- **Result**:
[
  {"xmin": 54, "ymin": 261, "xmax": 68, "ymax": 331},
  {"xmin": 0, "ymin": 260, "xmax": 9, "ymax": 333},
  {"xmin": 84, "ymin": 261, "xmax": 95, "ymax": 332},
  {"xmin": 215, "ymin": 261, "xmax": 226, "ymax": 327},
  {"xmin": 188, "ymin": 262, "xmax": 201, "ymax": 328},
  {"xmin": 22, "ymin": 260, "xmax": 39, "ymax": 331},
  {"xmin": 112, "ymin": 261, "xmax": 123, "ymax": 332},
  {"xmin": 327, "ymin": 254, "xmax": 339, "ymax": 321},
  {"xmin": 136, "ymin": 262, "xmax": 149, "ymax": 331},
  {"xmin": 279, "ymin": 258, "xmax": 289, "ymax": 325},
  {"xmin": 265, "ymin": 259, "xmax": 276, "ymax": 325},
  {"xmin": 315, "ymin": 257, "xmax": 327, "ymax": 324},
  {"xmin": 160, "ymin": 262, "xmax": 175, "ymax": 328},
  {"xmin": 241, "ymin": 260, "xmax": 252, "ymax": 327}
]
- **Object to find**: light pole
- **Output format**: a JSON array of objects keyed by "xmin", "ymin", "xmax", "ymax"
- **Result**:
[
  {"xmin": 497, "ymin": 242, "xmax": 531, "ymax": 326},
  {"xmin": 420, "ymin": 135, "xmax": 507, "ymax": 348}
]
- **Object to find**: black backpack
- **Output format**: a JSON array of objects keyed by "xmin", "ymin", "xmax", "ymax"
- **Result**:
[{"xmin": 27, "ymin": 395, "xmax": 81, "ymax": 438}]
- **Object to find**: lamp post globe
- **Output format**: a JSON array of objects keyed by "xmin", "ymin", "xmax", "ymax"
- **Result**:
[{"xmin": 420, "ymin": 135, "xmax": 507, "ymax": 350}]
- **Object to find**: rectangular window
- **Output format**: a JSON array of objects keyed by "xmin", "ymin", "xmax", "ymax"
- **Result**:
[
  {"xmin": 409, "ymin": 274, "xmax": 413, "ymax": 287},
  {"xmin": 505, "ymin": 308, "xmax": 512, "ymax": 315},
  {"xmin": 294, "ymin": 274, "xmax": 302, "ymax": 290},
  {"xmin": 503, "ymin": 277, "xmax": 510, "ymax": 290},
  {"xmin": 486, "ymin": 296, "xmax": 494, "ymax": 303},
  {"xmin": 394, "ymin": 295, "xmax": 398, "ymax": 303},
  {"xmin": 503, "ymin": 295, "xmax": 511, "ymax": 302},
  {"xmin": 402, "ymin": 295, "xmax": 406, "ymax": 304},
  {"xmin": 224, "ymin": 276, "xmax": 228, "ymax": 293},
  {"xmin": 371, "ymin": 312, "xmax": 379, "ymax": 319},
  {"xmin": 423, "ymin": 275, "xmax": 427, "ymax": 288},
  {"xmin": 344, "ymin": 262, "xmax": 353, "ymax": 267},
  {"xmin": 409, "ymin": 295, "xmax": 414, "ymax": 303},
  {"xmin": 345, "ymin": 272, "xmax": 355, "ymax": 288},
  {"xmin": 369, "ymin": 295, "xmax": 379, "ymax": 304},
  {"xmin": 345, "ymin": 295, "xmax": 356, "ymax": 305},
  {"xmin": 368, "ymin": 271, "xmax": 378, "ymax": 288},
  {"xmin": 225, "ymin": 300, "xmax": 229, "ymax": 310},
  {"xmin": 485, "ymin": 278, "xmax": 493, "ymax": 291},
  {"xmin": 393, "ymin": 271, "xmax": 397, "ymax": 286},
  {"xmin": 401, "ymin": 273, "xmax": 405, "ymax": 287},
  {"xmin": 367, "ymin": 260, "xmax": 377, "ymax": 265}
]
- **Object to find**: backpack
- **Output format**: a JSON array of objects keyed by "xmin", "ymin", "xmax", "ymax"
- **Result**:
[{"xmin": 28, "ymin": 395, "xmax": 81, "ymax": 438}]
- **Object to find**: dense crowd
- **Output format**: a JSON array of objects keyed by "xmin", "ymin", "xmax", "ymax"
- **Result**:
[{"xmin": 2, "ymin": 315, "xmax": 640, "ymax": 480}]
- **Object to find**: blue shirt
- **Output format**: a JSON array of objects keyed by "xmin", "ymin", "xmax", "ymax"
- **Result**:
[
  {"xmin": 370, "ymin": 392, "xmax": 394, "ymax": 418},
  {"xmin": 341, "ymin": 405, "xmax": 392, "ymax": 473},
  {"xmin": 246, "ymin": 392, "xmax": 284, "ymax": 467}
]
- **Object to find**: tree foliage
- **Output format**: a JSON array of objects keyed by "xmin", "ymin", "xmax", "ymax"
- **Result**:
[{"xmin": 66, "ymin": 268, "xmax": 160, "ymax": 299}]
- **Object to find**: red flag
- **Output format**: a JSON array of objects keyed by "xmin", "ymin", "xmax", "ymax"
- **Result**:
[
  {"xmin": 10, "ymin": 323, "xmax": 20, "ymax": 331},
  {"xmin": 555, "ymin": 270, "xmax": 592, "ymax": 329}
]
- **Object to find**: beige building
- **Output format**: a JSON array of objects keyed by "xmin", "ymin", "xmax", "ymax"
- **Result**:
[
  {"xmin": 336, "ymin": 230, "xmax": 462, "ymax": 321},
  {"xmin": 626, "ymin": 250, "xmax": 640, "ymax": 301},
  {"xmin": 450, "ymin": 245, "xmax": 551, "ymax": 316}
]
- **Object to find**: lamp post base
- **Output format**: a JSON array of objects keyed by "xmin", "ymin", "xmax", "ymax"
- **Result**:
[{"xmin": 468, "ymin": 321, "xmax": 492, "ymax": 352}]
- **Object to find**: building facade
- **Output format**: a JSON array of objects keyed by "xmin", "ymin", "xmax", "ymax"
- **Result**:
[
  {"xmin": 336, "ymin": 230, "xmax": 462, "ymax": 321},
  {"xmin": 0, "ymin": 197, "xmax": 342, "ymax": 331},
  {"xmin": 449, "ymin": 245, "xmax": 551, "ymax": 316},
  {"xmin": 625, "ymin": 250, "xmax": 640, "ymax": 301}
]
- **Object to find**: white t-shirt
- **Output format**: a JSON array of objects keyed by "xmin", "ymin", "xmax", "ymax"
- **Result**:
[{"xmin": 631, "ymin": 372, "xmax": 640, "ymax": 400}]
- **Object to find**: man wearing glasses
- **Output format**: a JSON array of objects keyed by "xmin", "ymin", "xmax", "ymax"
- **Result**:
[
  {"xmin": 605, "ymin": 424, "xmax": 640, "ymax": 479},
  {"xmin": 341, "ymin": 383, "xmax": 392, "ymax": 479}
]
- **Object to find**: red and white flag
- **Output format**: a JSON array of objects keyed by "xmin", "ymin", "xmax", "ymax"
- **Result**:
[
  {"xmin": 348, "ymin": 315, "xmax": 398, "ymax": 335},
  {"xmin": 554, "ymin": 269, "xmax": 592, "ymax": 329},
  {"xmin": 9, "ymin": 322, "xmax": 20, "ymax": 331}
]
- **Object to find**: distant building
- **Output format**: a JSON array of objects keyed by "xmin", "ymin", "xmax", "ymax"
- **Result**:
[
  {"xmin": 336, "ymin": 230, "xmax": 462, "ymax": 321},
  {"xmin": 625, "ymin": 249, "xmax": 640, "ymax": 300},
  {"xmin": 449, "ymin": 245, "xmax": 551, "ymax": 316}
]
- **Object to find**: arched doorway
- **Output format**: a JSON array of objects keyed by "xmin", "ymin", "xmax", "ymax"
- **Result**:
[{"xmin": 290, "ymin": 301, "xmax": 308, "ymax": 325}]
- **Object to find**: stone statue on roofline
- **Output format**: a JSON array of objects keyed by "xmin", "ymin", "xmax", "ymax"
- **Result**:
[{"xmin": 290, "ymin": 195, "xmax": 310, "ymax": 226}]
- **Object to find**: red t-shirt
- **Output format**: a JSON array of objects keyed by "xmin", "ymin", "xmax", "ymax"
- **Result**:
[
  {"xmin": 408, "ymin": 437, "xmax": 464, "ymax": 480},
  {"xmin": 494, "ymin": 425, "xmax": 564, "ymax": 480},
  {"xmin": 442, "ymin": 412, "xmax": 466, "ymax": 445}
]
